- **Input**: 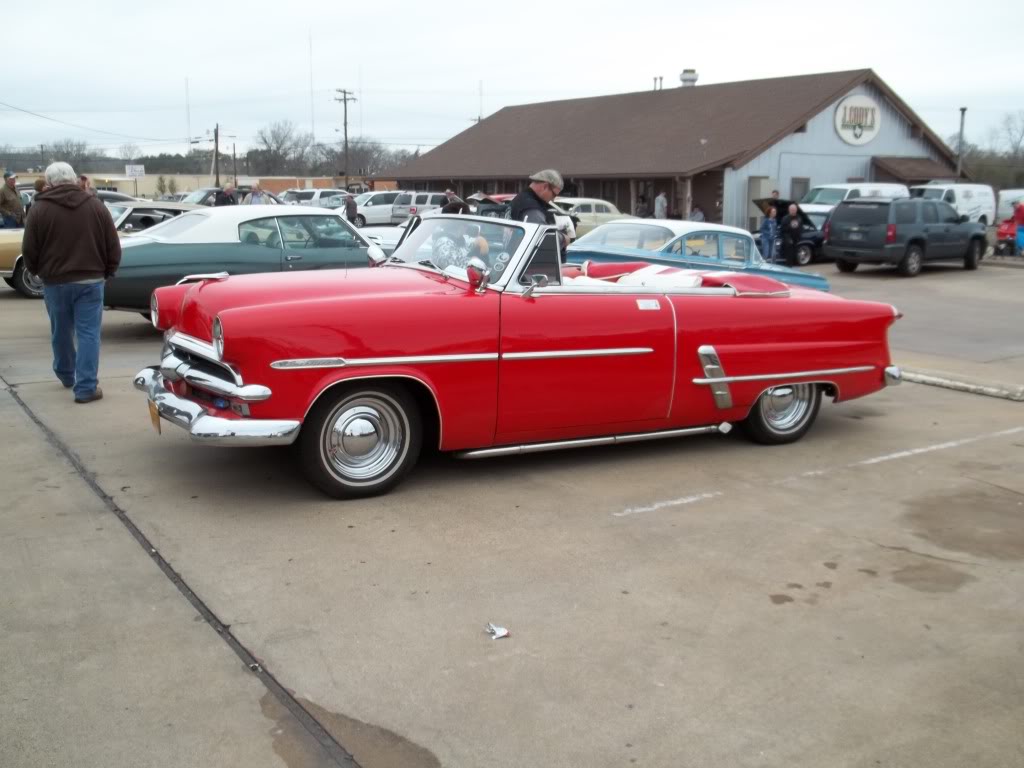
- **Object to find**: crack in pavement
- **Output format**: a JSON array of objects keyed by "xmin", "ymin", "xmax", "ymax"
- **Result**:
[{"xmin": 4, "ymin": 379, "xmax": 360, "ymax": 768}]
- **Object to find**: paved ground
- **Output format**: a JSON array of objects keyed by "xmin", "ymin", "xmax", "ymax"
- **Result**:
[{"xmin": 2, "ymin": 266, "xmax": 1023, "ymax": 768}]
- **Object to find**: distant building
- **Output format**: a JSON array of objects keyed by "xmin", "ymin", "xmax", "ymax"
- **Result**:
[{"xmin": 396, "ymin": 69, "xmax": 964, "ymax": 230}]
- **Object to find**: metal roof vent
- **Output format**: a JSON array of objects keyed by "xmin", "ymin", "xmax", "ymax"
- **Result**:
[{"xmin": 679, "ymin": 69, "xmax": 698, "ymax": 87}]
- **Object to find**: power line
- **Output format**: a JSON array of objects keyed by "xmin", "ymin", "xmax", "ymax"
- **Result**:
[{"xmin": 0, "ymin": 99, "xmax": 181, "ymax": 142}]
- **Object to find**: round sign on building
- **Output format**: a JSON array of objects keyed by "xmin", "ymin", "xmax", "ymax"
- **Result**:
[{"xmin": 835, "ymin": 94, "xmax": 881, "ymax": 146}]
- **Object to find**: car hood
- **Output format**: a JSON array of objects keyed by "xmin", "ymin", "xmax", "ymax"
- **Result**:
[{"xmin": 175, "ymin": 265, "xmax": 456, "ymax": 341}]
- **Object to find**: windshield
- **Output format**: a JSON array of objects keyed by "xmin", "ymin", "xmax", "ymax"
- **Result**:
[
  {"xmin": 182, "ymin": 189, "xmax": 211, "ymax": 205},
  {"xmin": 911, "ymin": 188, "xmax": 944, "ymax": 200},
  {"xmin": 807, "ymin": 213, "xmax": 828, "ymax": 230},
  {"xmin": 354, "ymin": 193, "xmax": 372, "ymax": 205},
  {"xmin": 800, "ymin": 188, "xmax": 848, "ymax": 205},
  {"xmin": 390, "ymin": 217, "xmax": 527, "ymax": 285},
  {"xmin": 104, "ymin": 202, "xmax": 129, "ymax": 223}
]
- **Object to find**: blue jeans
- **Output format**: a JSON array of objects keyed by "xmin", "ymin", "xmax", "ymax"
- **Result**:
[
  {"xmin": 42, "ymin": 282, "xmax": 104, "ymax": 398},
  {"xmin": 1, "ymin": 215, "xmax": 19, "ymax": 228}
]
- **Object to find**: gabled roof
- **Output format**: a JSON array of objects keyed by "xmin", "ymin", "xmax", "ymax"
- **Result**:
[
  {"xmin": 872, "ymin": 156, "xmax": 962, "ymax": 183},
  {"xmin": 398, "ymin": 69, "xmax": 957, "ymax": 180}
]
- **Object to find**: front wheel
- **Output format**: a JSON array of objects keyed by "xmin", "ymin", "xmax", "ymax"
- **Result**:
[
  {"xmin": 836, "ymin": 259, "xmax": 858, "ymax": 273},
  {"xmin": 795, "ymin": 244, "xmax": 814, "ymax": 267},
  {"xmin": 298, "ymin": 383, "xmax": 422, "ymax": 499},
  {"xmin": 741, "ymin": 384, "xmax": 822, "ymax": 445},
  {"xmin": 898, "ymin": 245, "xmax": 924, "ymax": 277},
  {"xmin": 12, "ymin": 261, "xmax": 44, "ymax": 298},
  {"xmin": 964, "ymin": 239, "xmax": 982, "ymax": 270},
  {"xmin": 355, "ymin": 214, "xmax": 366, "ymax": 228}
]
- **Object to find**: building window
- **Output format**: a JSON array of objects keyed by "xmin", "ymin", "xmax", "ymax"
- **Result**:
[{"xmin": 791, "ymin": 178, "xmax": 810, "ymax": 202}]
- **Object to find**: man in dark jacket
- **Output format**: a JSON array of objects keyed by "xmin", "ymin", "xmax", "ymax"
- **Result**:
[
  {"xmin": 214, "ymin": 182, "xmax": 237, "ymax": 206},
  {"xmin": 344, "ymin": 192, "xmax": 358, "ymax": 224},
  {"xmin": 22, "ymin": 162, "xmax": 121, "ymax": 404},
  {"xmin": 779, "ymin": 203, "xmax": 802, "ymax": 267},
  {"xmin": 509, "ymin": 169, "xmax": 562, "ymax": 225}
]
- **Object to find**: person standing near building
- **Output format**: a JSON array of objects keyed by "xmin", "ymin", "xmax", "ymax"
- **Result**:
[
  {"xmin": 654, "ymin": 190, "xmax": 668, "ymax": 219},
  {"xmin": 780, "ymin": 203, "xmax": 802, "ymax": 267},
  {"xmin": 214, "ymin": 182, "xmax": 237, "ymax": 206},
  {"xmin": 22, "ymin": 162, "xmax": 121, "ymax": 404},
  {"xmin": 635, "ymin": 195, "xmax": 650, "ymax": 218},
  {"xmin": 760, "ymin": 206, "xmax": 778, "ymax": 263},
  {"xmin": 1, "ymin": 171, "xmax": 25, "ymax": 227},
  {"xmin": 688, "ymin": 204, "xmax": 705, "ymax": 222}
]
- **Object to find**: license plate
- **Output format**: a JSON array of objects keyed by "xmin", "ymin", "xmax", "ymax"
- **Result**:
[
  {"xmin": 847, "ymin": 232, "xmax": 863, "ymax": 241},
  {"xmin": 148, "ymin": 400, "xmax": 161, "ymax": 434}
]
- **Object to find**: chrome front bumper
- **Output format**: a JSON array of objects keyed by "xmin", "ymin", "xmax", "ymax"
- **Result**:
[
  {"xmin": 884, "ymin": 365, "xmax": 902, "ymax": 386},
  {"xmin": 133, "ymin": 367, "xmax": 300, "ymax": 447}
]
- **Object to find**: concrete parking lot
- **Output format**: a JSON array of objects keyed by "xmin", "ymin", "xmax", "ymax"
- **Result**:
[{"xmin": 2, "ymin": 264, "xmax": 1023, "ymax": 768}]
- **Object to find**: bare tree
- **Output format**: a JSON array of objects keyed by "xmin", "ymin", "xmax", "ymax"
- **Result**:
[
  {"xmin": 118, "ymin": 142, "xmax": 140, "ymax": 163},
  {"xmin": 997, "ymin": 111, "xmax": 1024, "ymax": 157},
  {"xmin": 45, "ymin": 139, "xmax": 91, "ymax": 172},
  {"xmin": 255, "ymin": 120, "xmax": 301, "ymax": 174},
  {"xmin": 167, "ymin": 177, "xmax": 178, "ymax": 195},
  {"xmin": 155, "ymin": 175, "xmax": 167, "ymax": 196}
]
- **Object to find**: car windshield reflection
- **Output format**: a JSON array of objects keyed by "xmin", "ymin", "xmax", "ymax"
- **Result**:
[{"xmin": 390, "ymin": 217, "xmax": 526, "ymax": 284}]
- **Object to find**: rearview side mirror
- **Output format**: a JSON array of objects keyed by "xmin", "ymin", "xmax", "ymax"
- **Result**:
[
  {"xmin": 521, "ymin": 273, "xmax": 548, "ymax": 298},
  {"xmin": 466, "ymin": 257, "xmax": 490, "ymax": 293},
  {"xmin": 959, "ymin": 214, "xmax": 969, "ymax": 223},
  {"xmin": 367, "ymin": 244, "xmax": 386, "ymax": 266}
]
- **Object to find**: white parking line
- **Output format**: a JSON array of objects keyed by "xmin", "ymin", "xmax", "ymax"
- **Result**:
[{"xmin": 615, "ymin": 426, "xmax": 1024, "ymax": 518}]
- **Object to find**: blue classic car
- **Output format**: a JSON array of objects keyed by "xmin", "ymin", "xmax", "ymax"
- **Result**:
[{"xmin": 566, "ymin": 220, "xmax": 830, "ymax": 292}]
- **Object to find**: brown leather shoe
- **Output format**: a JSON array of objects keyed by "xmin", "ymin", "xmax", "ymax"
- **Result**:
[{"xmin": 74, "ymin": 387, "xmax": 103, "ymax": 404}]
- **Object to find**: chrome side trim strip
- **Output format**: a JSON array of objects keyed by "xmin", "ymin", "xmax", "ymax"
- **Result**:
[
  {"xmin": 501, "ymin": 347, "xmax": 653, "ymax": 361},
  {"xmin": 666, "ymin": 299, "xmax": 679, "ymax": 418},
  {"xmin": 697, "ymin": 345, "xmax": 733, "ymax": 409},
  {"xmin": 455, "ymin": 423, "xmax": 732, "ymax": 459},
  {"xmin": 271, "ymin": 353, "xmax": 498, "ymax": 370},
  {"xmin": 176, "ymin": 271, "xmax": 229, "ymax": 285},
  {"xmin": 693, "ymin": 365, "xmax": 875, "ymax": 385}
]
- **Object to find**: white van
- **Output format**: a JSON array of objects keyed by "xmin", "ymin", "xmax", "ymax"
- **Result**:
[
  {"xmin": 910, "ymin": 183, "xmax": 996, "ymax": 225},
  {"xmin": 799, "ymin": 183, "xmax": 909, "ymax": 216},
  {"xmin": 997, "ymin": 189, "xmax": 1024, "ymax": 222}
]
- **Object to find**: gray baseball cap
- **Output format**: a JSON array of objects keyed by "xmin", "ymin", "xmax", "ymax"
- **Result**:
[{"xmin": 529, "ymin": 169, "xmax": 564, "ymax": 189}]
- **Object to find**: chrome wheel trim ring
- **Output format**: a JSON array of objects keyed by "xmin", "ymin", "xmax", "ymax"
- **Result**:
[
  {"xmin": 24, "ymin": 270, "xmax": 44, "ymax": 295},
  {"xmin": 759, "ymin": 384, "xmax": 814, "ymax": 434},
  {"xmin": 907, "ymin": 251, "xmax": 922, "ymax": 272},
  {"xmin": 321, "ymin": 395, "xmax": 407, "ymax": 484}
]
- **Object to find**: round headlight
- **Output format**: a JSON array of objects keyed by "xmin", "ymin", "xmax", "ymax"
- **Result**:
[
  {"xmin": 150, "ymin": 292, "xmax": 159, "ymax": 329},
  {"xmin": 212, "ymin": 316, "xmax": 224, "ymax": 359}
]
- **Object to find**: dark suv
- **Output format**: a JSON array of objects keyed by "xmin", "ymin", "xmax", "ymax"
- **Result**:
[{"xmin": 823, "ymin": 197, "xmax": 986, "ymax": 277}]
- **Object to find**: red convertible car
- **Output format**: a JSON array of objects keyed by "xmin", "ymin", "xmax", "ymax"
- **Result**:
[{"xmin": 135, "ymin": 216, "xmax": 902, "ymax": 498}]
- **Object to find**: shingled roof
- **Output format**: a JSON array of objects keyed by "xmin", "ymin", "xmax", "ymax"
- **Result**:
[{"xmin": 397, "ymin": 69, "xmax": 956, "ymax": 180}]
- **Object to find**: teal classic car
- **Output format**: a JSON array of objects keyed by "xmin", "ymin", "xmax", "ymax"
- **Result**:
[
  {"xmin": 566, "ymin": 220, "xmax": 830, "ymax": 292},
  {"xmin": 105, "ymin": 206, "xmax": 384, "ymax": 314}
]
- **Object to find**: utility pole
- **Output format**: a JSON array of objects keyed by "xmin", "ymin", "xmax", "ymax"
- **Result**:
[
  {"xmin": 955, "ymin": 107, "xmax": 967, "ymax": 178},
  {"xmin": 232, "ymin": 143, "xmax": 237, "ymax": 183},
  {"xmin": 40, "ymin": 144, "xmax": 45, "ymax": 168},
  {"xmin": 334, "ymin": 89, "xmax": 357, "ymax": 189},
  {"xmin": 214, "ymin": 123, "xmax": 220, "ymax": 186}
]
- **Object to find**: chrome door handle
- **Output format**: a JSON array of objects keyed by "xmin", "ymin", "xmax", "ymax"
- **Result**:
[{"xmin": 285, "ymin": 254, "xmax": 303, "ymax": 261}]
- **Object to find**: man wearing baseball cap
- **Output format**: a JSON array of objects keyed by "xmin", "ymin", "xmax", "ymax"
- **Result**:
[{"xmin": 1, "ymin": 171, "xmax": 25, "ymax": 228}]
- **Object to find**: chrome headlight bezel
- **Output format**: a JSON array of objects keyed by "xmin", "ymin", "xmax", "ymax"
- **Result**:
[
  {"xmin": 150, "ymin": 292, "xmax": 159, "ymax": 329},
  {"xmin": 212, "ymin": 316, "xmax": 224, "ymax": 359}
]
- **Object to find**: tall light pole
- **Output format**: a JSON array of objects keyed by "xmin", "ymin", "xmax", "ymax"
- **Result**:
[
  {"xmin": 334, "ymin": 89, "xmax": 357, "ymax": 189},
  {"xmin": 955, "ymin": 107, "xmax": 967, "ymax": 178}
]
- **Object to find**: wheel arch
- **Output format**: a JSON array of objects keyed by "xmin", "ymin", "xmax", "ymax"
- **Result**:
[
  {"xmin": 303, "ymin": 373, "xmax": 443, "ymax": 449},
  {"xmin": 741, "ymin": 380, "xmax": 839, "ymax": 421},
  {"xmin": 906, "ymin": 237, "xmax": 926, "ymax": 251}
]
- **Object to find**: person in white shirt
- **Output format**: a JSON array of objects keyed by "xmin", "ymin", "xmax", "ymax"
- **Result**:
[{"xmin": 654, "ymin": 191, "xmax": 668, "ymax": 219}]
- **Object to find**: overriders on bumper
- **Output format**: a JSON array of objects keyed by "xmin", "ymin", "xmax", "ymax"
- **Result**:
[{"xmin": 133, "ymin": 367, "xmax": 300, "ymax": 447}]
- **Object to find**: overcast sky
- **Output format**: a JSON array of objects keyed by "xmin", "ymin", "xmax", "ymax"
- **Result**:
[{"xmin": 4, "ymin": 0, "xmax": 1019, "ymax": 160}]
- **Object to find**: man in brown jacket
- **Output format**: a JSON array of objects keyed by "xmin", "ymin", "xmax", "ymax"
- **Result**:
[
  {"xmin": 1, "ymin": 171, "xmax": 25, "ymax": 227},
  {"xmin": 22, "ymin": 162, "xmax": 121, "ymax": 403}
]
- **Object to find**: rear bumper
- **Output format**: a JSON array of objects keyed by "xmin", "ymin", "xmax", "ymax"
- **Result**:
[
  {"xmin": 133, "ymin": 367, "xmax": 300, "ymax": 447},
  {"xmin": 823, "ymin": 244, "xmax": 904, "ymax": 263},
  {"xmin": 884, "ymin": 365, "xmax": 902, "ymax": 386}
]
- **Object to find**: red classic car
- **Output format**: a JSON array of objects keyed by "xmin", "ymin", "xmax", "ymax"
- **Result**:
[{"xmin": 135, "ymin": 216, "xmax": 902, "ymax": 498}]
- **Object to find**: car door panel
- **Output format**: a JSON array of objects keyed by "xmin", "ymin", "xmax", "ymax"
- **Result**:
[
  {"xmin": 277, "ymin": 215, "xmax": 365, "ymax": 272},
  {"xmin": 496, "ymin": 291, "xmax": 675, "ymax": 442}
]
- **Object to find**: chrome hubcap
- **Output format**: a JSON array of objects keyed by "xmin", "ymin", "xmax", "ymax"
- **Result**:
[
  {"xmin": 760, "ymin": 384, "xmax": 814, "ymax": 433},
  {"xmin": 24, "ymin": 271, "xmax": 43, "ymax": 294},
  {"xmin": 322, "ymin": 397, "xmax": 405, "ymax": 482}
]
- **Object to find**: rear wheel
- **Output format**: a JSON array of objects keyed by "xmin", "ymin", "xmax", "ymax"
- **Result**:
[
  {"xmin": 355, "ymin": 214, "xmax": 366, "ymax": 228},
  {"xmin": 298, "ymin": 383, "xmax": 422, "ymax": 499},
  {"xmin": 964, "ymin": 239, "xmax": 982, "ymax": 270},
  {"xmin": 898, "ymin": 244, "xmax": 924, "ymax": 277},
  {"xmin": 12, "ymin": 261, "xmax": 44, "ymax": 298},
  {"xmin": 795, "ymin": 244, "xmax": 814, "ymax": 267},
  {"xmin": 741, "ymin": 384, "xmax": 822, "ymax": 445},
  {"xmin": 836, "ymin": 259, "xmax": 858, "ymax": 273}
]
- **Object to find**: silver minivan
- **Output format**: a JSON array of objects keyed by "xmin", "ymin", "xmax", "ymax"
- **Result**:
[
  {"xmin": 391, "ymin": 191, "xmax": 448, "ymax": 223},
  {"xmin": 353, "ymin": 191, "xmax": 402, "ymax": 227}
]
